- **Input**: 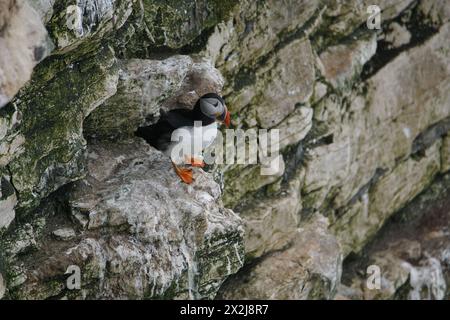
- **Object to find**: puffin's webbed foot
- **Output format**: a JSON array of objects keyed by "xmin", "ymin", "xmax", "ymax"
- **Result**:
[{"xmin": 172, "ymin": 162, "xmax": 194, "ymax": 184}]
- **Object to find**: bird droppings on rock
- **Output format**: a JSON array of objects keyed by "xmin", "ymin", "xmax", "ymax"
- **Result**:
[{"xmin": 1, "ymin": 0, "xmax": 450, "ymax": 300}]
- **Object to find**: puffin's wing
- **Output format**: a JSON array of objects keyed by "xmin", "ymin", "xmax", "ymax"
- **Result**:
[{"xmin": 163, "ymin": 109, "xmax": 195, "ymax": 128}]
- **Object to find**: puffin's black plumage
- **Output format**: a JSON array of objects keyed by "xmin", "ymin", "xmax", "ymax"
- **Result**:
[{"xmin": 136, "ymin": 93, "xmax": 226, "ymax": 151}]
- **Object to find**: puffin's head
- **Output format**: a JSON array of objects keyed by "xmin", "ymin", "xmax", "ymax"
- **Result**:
[{"xmin": 198, "ymin": 93, "xmax": 231, "ymax": 127}]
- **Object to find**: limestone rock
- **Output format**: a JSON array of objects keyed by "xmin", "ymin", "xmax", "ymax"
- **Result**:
[
  {"xmin": 253, "ymin": 39, "xmax": 315, "ymax": 128},
  {"xmin": 5, "ymin": 138, "xmax": 244, "ymax": 299},
  {"xmin": 332, "ymin": 141, "xmax": 442, "ymax": 255},
  {"xmin": 5, "ymin": 46, "xmax": 119, "ymax": 213},
  {"xmin": 27, "ymin": 0, "xmax": 56, "ymax": 23},
  {"xmin": 204, "ymin": 0, "xmax": 321, "ymax": 74},
  {"xmin": 126, "ymin": 0, "xmax": 238, "ymax": 53},
  {"xmin": 278, "ymin": 106, "xmax": 313, "ymax": 150},
  {"xmin": 1, "ymin": 0, "xmax": 450, "ymax": 301},
  {"xmin": 324, "ymin": 0, "xmax": 415, "ymax": 39},
  {"xmin": 0, "ymin": 0, "xmax": 52, "ymax": 108},
  {"xmin": 419, "ymin": 0, "xmax": 450, "ymax": 25},
  {"xmin": 223, "ymin": 156, "xmax": 285, "ymax": 207},
  {"xmin": 303, "ymin": 22, "xmax": 450, "ymax": 215},
  {"xmin": 84, "ymin": 56, "xmax": 223, "ymax": 139},
  {"xmin": 218, "ymin": 215, "xmax": 342, "ymax": 299},
  {"xmin": 241, "ymin": 176, "xmax": 302, "ymax": 259},
  {"xmin": 319, "ymin": 33, "xmax": 377, "ymax": 90},
  {"xmin": 341, "ymin": 172, "xmax": 450, "ymax": 299},
  {"xmin": 52, "ymin": 228, "xmax": 76, "ymax": 241},
  {"xmin": 226, "ymin": 38, "xmax": 315, "ymax": 128},
  {"xmin": 221, "ymin": 105, "xmax": 311, "ymax": 207},
  {"xmin": 218, "ymin": 39, "xmax": 315, "ymax": 207},
  {"xmin": 47, "ymin": 0, "xmax": 133, "ymax": 52}
]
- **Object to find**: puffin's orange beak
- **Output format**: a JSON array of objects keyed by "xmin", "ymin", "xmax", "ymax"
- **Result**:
[{"xmin": 224, "ymin": 110, "xmax": 231, "ymax": 128}]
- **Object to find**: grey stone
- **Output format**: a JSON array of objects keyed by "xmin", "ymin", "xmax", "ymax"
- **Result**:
[
  {"xmin": 7, "ymin": 139, "xmax": 245, "ymax": 299},
  {"xmin": 84, "ymin": 56, "xmax": 223, "ymax": 139},
  {"xmin": 52, "ymin": 228, "xmax": 76, "ymax": 241},
  {"xmin": 219, "ymin": 215, "xmax": 342, "ymax": 299},
  {"xmin": 0, "ymin": 0, "xmax": 52, "ymax": 108},
  {"xmin": 5, "ymin": 46, "xmax": 118, "ymax": 213}
]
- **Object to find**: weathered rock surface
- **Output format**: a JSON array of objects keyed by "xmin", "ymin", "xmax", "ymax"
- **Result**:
[
  {"xmin": 52, "ymin": 227, "xmax": 76, "ymax": 241},
  {"xmin": 218, "ymin": 215, "xmax": 342, "ymax": 299},
  {"xmin": 1, "ymin": 0, "xmax": 450, "ymax": 300},
  {"xmin": 0, "ymin": 0, "xmax": 52, "ymax": 108},
  {"xmin": 340, "ymin": 172, "xmax": 450, "ymax": 300},
  {"xmin": 47, "ymin": 0, "xmax": 133, "ymax": 52},
  {"xmin": 241, "ymin": 175, "xmax": 302, "ymax": 259},
  {"xmin": 332, "ymin": 141, "xmax": 442, "ymax": 256},
  {"xmin": 2, "ymin": 138, "xmax": 244, "ymax": 299},
  {"xmin": 204, "ymin": 0, "xmax": 321, "ymax": 77},
  {"xmin": 0, "ymin": 272, "xmax": 5, "ymax": 299},
  {"xmin": 442, "ymin": 133, "xmax": 450, "ymax": 172},
  {"xmin": 319, "ymin": 33, "xmax": 377, "ymax": 90},
  {"xmin": 84, "ymin": 55, "xmax": 223, "ymax": 139},
  {"xmin": 125, "ymin": 0, "xmax": 238, "ymax": 55},
  {"xmin": 224, "ymin": 37, "xmax": 315, "ymax": 129},
  {"xmin": 5, "ymin": 46, "xmax": 118, "ymax": 213}
]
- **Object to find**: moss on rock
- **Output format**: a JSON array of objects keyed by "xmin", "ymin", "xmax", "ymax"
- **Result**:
[{"xmin": 6, "ymin": 46, "xmax": 118, "ymax": 214}]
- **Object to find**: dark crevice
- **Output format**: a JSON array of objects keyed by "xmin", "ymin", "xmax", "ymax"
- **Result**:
[
  {"xmin": 282, "ymin": 142, "xmax": 305, "ymax": 184},
  {"xmin": 316, "ymin": 133, "xmax": 334, "ymax": 146},
  {"xmin": 124, "ymin": 24, "xmax": 219, "ymax": 60},
  {"xmin": 411, "ymin": 116, "xmax": 450, "ymax": 157},
  {"xmin": 361, "ymin": 4, "xmax": 440, "ymax": 81},
  {"xmin": 135, "ymin": 115, "xmax": 176, "ymax": 152},
  {"xmin": 331, "ymin": 116, "xmax": 450, "ymax": 221},
  {"xmin": 233, "ymin": 67, "xmax": 257, "ymax": 92},
  {"xmin": 179, "ymin": 25, "xmax": 217, "ymax": 55},
  {"xmin": 0, "ymin": 176, "xmax": 15, "ymax": 199},
  {"xmin": 4, "ymin": 164, "xmax": 18, "ymax": 202}
]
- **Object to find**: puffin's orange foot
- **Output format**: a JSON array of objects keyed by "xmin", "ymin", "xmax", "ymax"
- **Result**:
[
  {"xmin": 173, "ymin": 163, "xmax": 194, "ymax": 184},
  {"xmin": 185, "ymin": 156, "xmax": 205, "ymax": 168}
]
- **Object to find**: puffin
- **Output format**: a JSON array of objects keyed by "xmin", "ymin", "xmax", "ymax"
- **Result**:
[{"xmin": 137, "ymin": 93, "xmax": 230, "ymax": 184}]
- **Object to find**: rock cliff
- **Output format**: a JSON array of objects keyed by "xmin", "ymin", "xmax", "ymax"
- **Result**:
[{"xmin": 1, "ymin": 0, "xmax": 449, "ymax": 299}]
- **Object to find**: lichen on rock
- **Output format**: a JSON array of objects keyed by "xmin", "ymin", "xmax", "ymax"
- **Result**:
[
  {"xmin": 3, "ymin": 138, "xmax": 244, "ymax": 299},
  {"xmin": 1, "ymin": 0, "xmax": 450, "ymax": 301}
]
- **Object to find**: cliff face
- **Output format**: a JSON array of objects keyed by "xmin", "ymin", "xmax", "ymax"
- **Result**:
[{"xmin": 0, "ymin": 0, "xmax": 449, "ymax": 299}]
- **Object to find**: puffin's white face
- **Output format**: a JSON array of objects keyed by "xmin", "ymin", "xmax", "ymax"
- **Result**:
[{"xmin": 200, "ymin": 97, "xmax": 225, "ymax": 118}]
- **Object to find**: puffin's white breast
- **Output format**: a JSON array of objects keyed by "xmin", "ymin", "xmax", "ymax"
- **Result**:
[{"xmin": 164, "ymin": 122, "xmax": 218, "ymax": 162}]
